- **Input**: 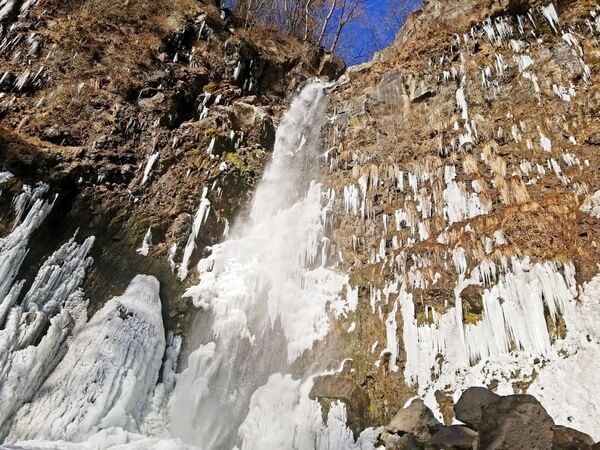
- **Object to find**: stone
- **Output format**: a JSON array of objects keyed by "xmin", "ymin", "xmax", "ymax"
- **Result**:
[
  {"xmin": 454, "ymin": 387, "xmax": 500, "ymax": 429},
  {"xmin": 585, "ymin": 131, "xmax": 600, "ymax": 146},
  {"xmin": 372, "ymin": 68, "xmax": 408, "ymax": 106},
  {"xmin": 138, "ymin": 92, "xmax": 167, "ymax": 111},
  {"xmin": 309, "ymin": 374, "xmax": 370, "ymax": 435},
  {"xmin": 430, "ymin": 425, "xmax": 479, "ymax": 449},
  {"xmin": 318, "ymin": 53, "xmax": 345, "ymax": 81},
  {"xmin": 381, "ymin": 432, "xmax": 423, "ymax": 450},
  {"xmin": 384, "ymin": 399, "xmax": 441, "ymax": 443},
  {"xmin": 406, "ymin": 75, "xmax": 434, "ymax": 102},
  {"xmin": 232, "ymin": 101, "xmax": 260, "ymax": 128},
  {"xmin": 40, "ymin": 126, "xmax": 77, "ymax": 146},
  {"xmin": 479, "ymin": 394, "xmax": 554, "ymax": 450},
  {"xmin": 552, "ymin": 425, "xmax": 594, "ymax": 450}
]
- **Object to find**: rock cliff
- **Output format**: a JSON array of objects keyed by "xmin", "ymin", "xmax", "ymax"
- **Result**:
[{"xmin": 312, "ymin": 0, "xmax": 600, "ymax": 443}]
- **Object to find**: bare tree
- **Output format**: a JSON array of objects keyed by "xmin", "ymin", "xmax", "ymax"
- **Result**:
[
  {"xmin": 234, "ymin": 0, "xmax": 371, "ymax": 58},
  {"xmin": 316, "ymin": 0, "xmax": 337, "ymax": 46},
  {"xmin": 327, "ymin": 0, "xmax": 359, "ymax": 53}
]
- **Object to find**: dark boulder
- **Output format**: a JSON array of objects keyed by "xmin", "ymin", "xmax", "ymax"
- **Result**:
[
  {"xmin": 430, "ymin": 425, "xmax": 479, "ymax": 449},
  {"xmin": 384, "ymin": 399, "xmax": 441, "ymax": 443},
  {"xmin": 479, "ymin": 394, "xmax": 554, "ymax": 450},
  {"xmin": 454, "ymin": 387, "xmax": 500, "ymax": 429},
  {"xmin": 381, "ymin": 432, "xmax": 423, "ymax": 450}
]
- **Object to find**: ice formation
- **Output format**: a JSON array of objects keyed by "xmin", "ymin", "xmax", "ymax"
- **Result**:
[
  {"xmin": 141, "ymin": 151, "xmax": 160, "ymax": 186},
  {"xmin": 401, "ymin": 258, "xmax": 576, "ymax": 386},
  {"xmin": 177, "ymin": 187, "xmax": 211, "ymax": 280},
  {"xmin": 136, "ymin": 227, "xmax": 152, "ymax": 256},
  {"xmin": 5, "ymin": 275, "xmax": 165, "ymax": 442},
  {"xmin": 0, "ymin": 171, "xmax": 13, "ymax": 184},
  {"xmin": 0, "ymin": 193, "xmax": 96, "ymax": 438},
  {"xmin": 2, "ymin": 3, "xmax": 599, "ymax": 447},
  {"xmin": 238, "ymin": 374, "xmax": 379, "ymax": 450}
]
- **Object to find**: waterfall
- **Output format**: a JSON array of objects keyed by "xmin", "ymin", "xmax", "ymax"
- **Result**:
[{"xmin": 169, "ymin": 81, "xmax": 358, "ymax": 449}]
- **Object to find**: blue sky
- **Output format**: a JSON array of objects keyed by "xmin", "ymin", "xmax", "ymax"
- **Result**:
[{"xmin": 336, "ymin": 0, "xmax": 422, "ymax": 65}]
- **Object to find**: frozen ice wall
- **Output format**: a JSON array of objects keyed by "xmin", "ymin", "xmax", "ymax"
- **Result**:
[{"xmin": 170, "ymin": 82, "xmax": 360, "ymax": 449}]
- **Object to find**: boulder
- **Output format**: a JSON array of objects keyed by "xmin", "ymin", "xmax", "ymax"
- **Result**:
[
  {"xmin": 479, "ymin": 394, "xmax": 554, "ymax": 450},
  {"xmin": 309, "ymin": 374, "xmax": 370, "ymax": 435},
  {"xmin": 430, "ymin": 425, "xmax": 478, "ymax": 449},
  {"xmin": 232, "ymin": 101, "xmax": 260, "ymax": 128},
  {"xmin": 384, "ymin": 399, "xmax": 441, "ymax": 443},
  {"xmin": 552, "ymin": 425, "xmax": 594, "ymax": 450},
  {"xmin": 454, "ymin": 387, "xmax": 500, "ymax": 429},
  {"xmin": 381, "ymin": 432, "xmax": 423, "ymax": 450}
]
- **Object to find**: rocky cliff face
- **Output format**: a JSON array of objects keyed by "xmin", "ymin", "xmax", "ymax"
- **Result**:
[{"xmin": 310, "ymin": 0, "xmax": 600, "ymax": 445}]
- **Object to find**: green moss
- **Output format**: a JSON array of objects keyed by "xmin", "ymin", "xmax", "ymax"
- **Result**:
[
  {"xmin": 416, "ymin": 310, "xmax": 434, "ymax": 326},
  {"xmin": 204, "ymin": 127, "xmax": 219, "ymax": 138},
  {"xmin": 463, "ymin": 310, "xmax": 483, "ymax": 325},
  {"xmin": 224, "ymin": 151, "xmax": 245, "ymax": 169}
]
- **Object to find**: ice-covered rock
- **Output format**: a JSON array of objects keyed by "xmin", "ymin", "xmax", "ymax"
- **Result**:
[{"xmin": 5, "ymin": 275, "xmax": 165, "ymax": 443}]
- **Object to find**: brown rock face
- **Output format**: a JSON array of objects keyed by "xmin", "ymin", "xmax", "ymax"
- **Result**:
[
  {"xmin": 0, "ymin": 0, "xmax": 342, "ymax": 339},
  {"xmin": 318, "ymin": 0, "xmax": 600, "ymax": 434}
]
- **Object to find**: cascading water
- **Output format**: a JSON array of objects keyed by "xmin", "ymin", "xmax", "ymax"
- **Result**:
[{"xmin": 169, "ymin": 81, "xmax": 359, "ymax": 449}]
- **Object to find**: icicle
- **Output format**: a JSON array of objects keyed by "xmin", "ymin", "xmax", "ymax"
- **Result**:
[
  {"xmin": 456, "ymin": 87, "xmax": 469, "ymax": 120},
  {"xmin": 540, "ymin": 131, "xmax": 552, "ymax": 152},
  {"xmin": 541, "ymin": 3, "xmax": 560, "ymax": 33},
  {"xmin": 141, "ymin": 151, "xmax": 160, "ymax": 185},
  {"xmin": 178, "ymin": 187, "xmax": 211, "ymax": 280},
  {"xmin": 136, "ymin": 227, "xmax": 152, "ymax": 256}
]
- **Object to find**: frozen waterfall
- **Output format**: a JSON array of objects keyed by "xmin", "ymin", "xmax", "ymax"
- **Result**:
[{"xmin": 170, "ymin": 82, "xmax": 362, "ymax": 449}]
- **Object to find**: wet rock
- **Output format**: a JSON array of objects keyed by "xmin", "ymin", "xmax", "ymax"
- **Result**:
[
  {"xmin": 309, "ymin": 374, "xmax": 370, "ymax": 435},
  {"xmin": 479, "ymin": 394, "xmax": 554, "ymax": 450},
  {"xmin": 430, "ymin": 425, "xmax": 478, "ymax": 449},
  {"xmin": 552, "ymin": 425, "xmax": 594, "ymax": 450},
  {"xmin": 454, "ymin": 386, "xmax": 500, "ymax": 429},
  {"xmin": 384, "ymin": 399, "xmax": 441, "ymax": 443}
]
